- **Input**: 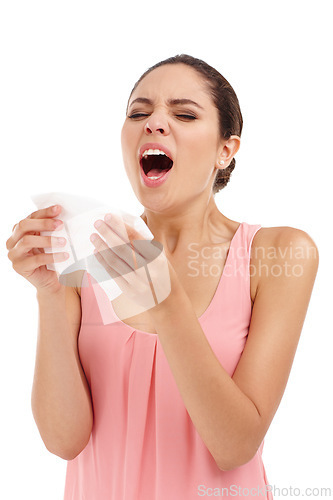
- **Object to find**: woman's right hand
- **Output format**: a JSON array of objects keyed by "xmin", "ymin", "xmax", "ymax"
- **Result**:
[{"xmin": 6, "ymin": 205, "xmax": 70, "ymax": 294}]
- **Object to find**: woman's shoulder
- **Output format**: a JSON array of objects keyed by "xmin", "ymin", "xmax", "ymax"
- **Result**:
[
  {"xmin": 250, "ymin": 224, "xmax": 319, "ymax": 285},
  {"xmin": 251, "ymin": 224, "xmax": 318, "ymax": 252}
]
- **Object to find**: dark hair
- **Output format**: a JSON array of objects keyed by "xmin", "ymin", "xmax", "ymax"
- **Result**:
[{"xmin": 127, "ymin": 54, "xmax": 243, "ymax": 195}]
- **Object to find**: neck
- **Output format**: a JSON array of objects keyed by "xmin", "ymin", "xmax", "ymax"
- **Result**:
[{"xmin": 140, "ymin": 194, "xmax": 228, "ymax": 256}]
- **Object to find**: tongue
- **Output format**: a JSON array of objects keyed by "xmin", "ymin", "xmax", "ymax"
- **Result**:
[{"xmin": 147, "ymin": 169, "xmax": 166, "ymax": 178}]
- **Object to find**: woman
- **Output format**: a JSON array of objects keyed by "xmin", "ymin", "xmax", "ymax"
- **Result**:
[{"xmin": 6, "ymin": 54, "xmax": 319, "ymax": 499}]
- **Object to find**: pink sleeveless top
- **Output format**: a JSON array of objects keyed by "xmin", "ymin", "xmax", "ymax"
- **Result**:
[{"xmin": 63, "ymin": 221, "xmax": 273, "ymax": 499}]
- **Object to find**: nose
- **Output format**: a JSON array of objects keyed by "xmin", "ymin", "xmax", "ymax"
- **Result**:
[{"xmin": 144, "ymin": 112, "xmax": 170, "ymax": 136}]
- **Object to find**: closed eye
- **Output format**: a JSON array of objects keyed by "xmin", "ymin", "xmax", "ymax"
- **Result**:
[
  {"xmin": 128, "ymin": 113, "xmax": 196, "ymax": 120},
  {"xmin": 176, "ymin": 114, "xmax": 196, "ymax": 120},
  {"xmin": 128, "ymin": 113, "xmax": 149, "ymax": 119}
]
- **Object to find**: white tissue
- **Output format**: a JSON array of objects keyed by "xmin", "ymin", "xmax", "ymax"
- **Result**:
[{"xmin": 31, "ymin": 192, "xmax": 154, "ymax": 305}]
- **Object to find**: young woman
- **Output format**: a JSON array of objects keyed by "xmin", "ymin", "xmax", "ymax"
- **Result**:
[{"xmin": 6, "ymin": 54, "xmax": 319, "ymax": 499}]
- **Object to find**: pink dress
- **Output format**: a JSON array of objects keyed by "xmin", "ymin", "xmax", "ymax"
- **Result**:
[{"xmin": 64, "ymin": 221, "xmax": 273, "ymax": 499}]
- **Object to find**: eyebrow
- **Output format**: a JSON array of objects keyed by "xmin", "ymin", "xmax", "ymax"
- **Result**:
[{"xmin": 128, "ymin": 97, "xmax": 204, "ymax": 110}]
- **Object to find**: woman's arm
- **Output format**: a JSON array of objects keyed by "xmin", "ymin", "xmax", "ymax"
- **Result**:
[
  {"xmin": 149, "ymin": 227, "xmax": 319, "ymax": 471},
  {"xmin": 31, "ymin": 284, "xmax": 93, "ymax": 460},
  {"xmin": 6, "ymin": 205, "xmax": 93, "ymax": 461}
]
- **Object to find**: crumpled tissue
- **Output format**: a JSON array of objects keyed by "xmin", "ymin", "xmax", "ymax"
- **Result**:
[{"xmin": 31, "ymin": 192, "xmax": 157, "ymax": 324}]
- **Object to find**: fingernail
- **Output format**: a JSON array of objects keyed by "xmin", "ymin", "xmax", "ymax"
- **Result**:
[
  {"xmin": 105, "ymin": 214, "xmax": 112, "ymax": 222},
  {"xmin": 53, "ymin": 220, "xmax": 63, "ymax": 229},
  {"xmin": 94, "ymin": 220, "xmax": 102, "ymax": 228},
  {"xmin": 90, "ymin": 234, "xmax": 97, "ymax": 242}
]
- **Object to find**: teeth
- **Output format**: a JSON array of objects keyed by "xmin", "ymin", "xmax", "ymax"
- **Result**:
[{"xmin": 142, "ymin": 148, "xmax": 168, "ymax": 159}]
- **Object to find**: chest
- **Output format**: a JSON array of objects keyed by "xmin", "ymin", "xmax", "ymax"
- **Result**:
[{"xmin": 111, "ymin": 242, "xmax": 256, "ymax": 335}]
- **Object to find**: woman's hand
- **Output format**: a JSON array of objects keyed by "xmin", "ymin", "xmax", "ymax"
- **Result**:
[
  {"xmin": 6, "ymin": 205, "xmax": 69, "ymax": 294},
  {"xmin": 90, "ymin": 213, "xmax": 181, "ymax": 313}
]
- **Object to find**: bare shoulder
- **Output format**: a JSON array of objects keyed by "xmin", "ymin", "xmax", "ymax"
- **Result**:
[
  {"xmin": 250, "ymin": 225, "xmax": 319, "ymax": 302},
  {"xmin": 252, "ymin": 224, "xmax": 318, "ymax": 248},
  {"xmin": 251, "ymin": 224, "xmax": 319, "ymax": 262}
]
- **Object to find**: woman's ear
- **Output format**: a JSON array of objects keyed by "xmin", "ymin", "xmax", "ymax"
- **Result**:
[{"xmin": 216, "ymin": 135, "xmax": 241, "ymax": 168}]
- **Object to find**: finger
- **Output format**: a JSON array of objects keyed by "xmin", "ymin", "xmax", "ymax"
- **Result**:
[
  {"xmin": 10, "ymin": 204, "xmax": 61, "ymax": 238},
  {"xmin": 11, "ymin": 205, "xmax": 61, "ymax": 233},
  {"xmin": 93, "ymin": 220, "xmax": 144, "ymax": 270},
  {"xmin": 12, "ymin": 251, "xmax": 69, "ymax": 274},
  {"xmin": 104, "ymin": 213, "xmax": 130, "ymax": 241},
  {"xmin": 91, "ymin": 234, "xmax": 133, "ymax": 276},
  {"xmin": 104, "ymin": 214, "xmax": 148, "ymax": 258},
  {"xmin": 8, "ymin": 235, "xmax": 67, "ymax": 261},
  {"xmin": 28, "ymin": 204, "xmax": 62, "ymax": 220},
  {"xmin": 7, "ymin": 217, "xmax": 64, "ymax": 250},
  {"xmin": 106, "ymin": 214, "xmax": 163, "ymax": 266},
  {"xmin": 93, "ymin": 248, "xmax": 129, "ymax": 290}
]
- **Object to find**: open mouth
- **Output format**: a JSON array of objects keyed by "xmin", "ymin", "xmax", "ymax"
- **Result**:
[{"xmin": 140, "ymin": 149, "xmax": 173, "ymax": 179}]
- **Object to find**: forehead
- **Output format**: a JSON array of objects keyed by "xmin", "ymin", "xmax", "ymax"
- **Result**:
[{"xmin": 130, "ymin": 64, "xmax": 212, "ymax": 106}]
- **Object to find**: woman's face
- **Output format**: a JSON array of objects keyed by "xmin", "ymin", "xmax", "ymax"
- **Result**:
[{"xmin": 121, "ymin": 63, "xmax": 224, "ymax": 212}]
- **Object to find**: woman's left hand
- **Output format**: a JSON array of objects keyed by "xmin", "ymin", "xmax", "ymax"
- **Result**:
[{"xmin": 90, "ymin": 213, "xmax": 179, "ymax": 313}]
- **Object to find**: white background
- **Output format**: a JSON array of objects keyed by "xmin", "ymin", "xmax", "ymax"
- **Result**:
[{"xmin": 1, "ymin": 1, "xmax": 332, "ymax": 499}]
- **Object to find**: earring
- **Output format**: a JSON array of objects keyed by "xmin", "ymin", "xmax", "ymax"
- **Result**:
[{"xmin": 219, "ymin": 159, "xmax": 225, "ymax": 166}]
